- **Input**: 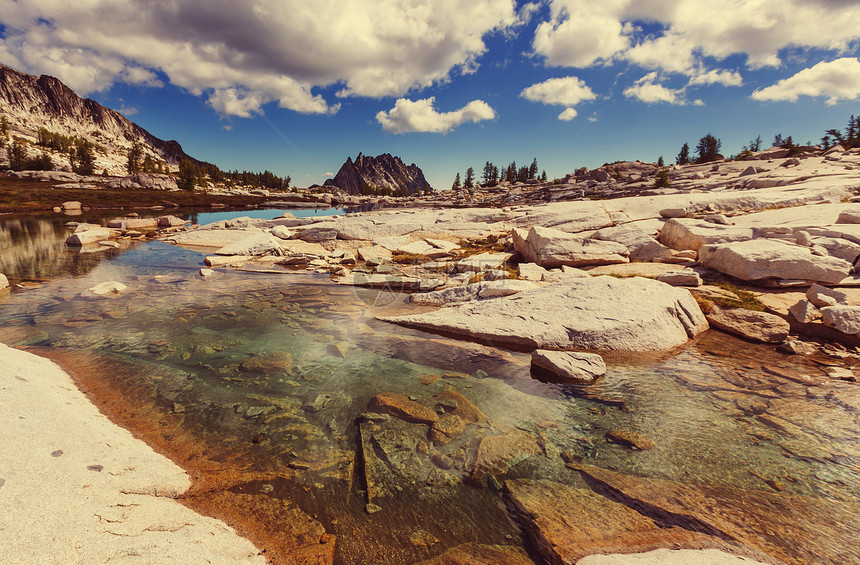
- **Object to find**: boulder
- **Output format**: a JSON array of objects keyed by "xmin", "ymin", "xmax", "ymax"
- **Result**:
[
  {"xmin": 66, "ymin": 228, "xmax": 113, "ymax": 246},
  {"xmin": 789, "ymin": 300, "xmax": 821, "ymax": 324},
  {"xmin": 429, "ymin": 415, "xmax": 466, "ymax": 446},
  {"xmin": 531, "ymin": 350, "xmax": 606, "ymax": 384},
  {"xmin": 410, "ymin": 280, "xmax": 539, "ymax": 307},
  {"xmin": 836, "ymin": 210, "xmax": 860, "ymax": 224},
  {"xmin": 157, "ymin": 215, "xmax": 188, "ymax": 228},
  {"xmin": 659, "ymin": 219, "xmax": 753, "ymax": 251},
  {"xmin": 699, "ymin": 239, "xmax": 852, "ymax": 284},
  {"xmin": 809, "ymin": 237, "xmax": 860, "ymax": 263},
  {"xmin": 471, "ymin": 432, "xmax": 541, "ymax": 479},
  {"xmin": 659, "ymin": 208, "xmax": 688, "ymax": 218},
  {"xmin": 456, "ymin": 252, "xmax": 512, "ymax": 272},
  {"xmin": 806, "ymin": 283, "xmax": 849, "ymax": 308},
  {"xmin": 270, "ymin": 225, "xmax": 293, "ymax": 239},
  {"xmin": 705, "ymin": 305, "xmax": 790, "ymax": 344},
  {"xmin": 0, "ymin": 273, "xmax": 7, "ymax": 289},
  {"xmin": 84, "ymin": 281, "xmax": 127, "ymax": 297},
  {"xmin": 214, "ymin": 233, "xmax": 283, "ymax": 256},
  {"xmin": 514, "ymin": 226, "xmax": 628, "ymax": 268},
  {"xmin": 518, "ymin": 263, "xmax": 547, "ymax": 281},
  {"xmin": 739, "ymin": 166, "xmax": 761, "ymax": 176},
  {"xmin": 298, "ymin": 226, "xmax": 338, "ymax": 242},
  {"xmin": 821, "ymin": 306, "xmax": 860, "ymax": 335},
  {"xmin": 130, "ymin": 173, "xmax": 178, "ymax": 190},
  {"xmin": 591, "ymin": 225, "xmax": 673, "ymax": 262},
  {"xmin": 357, "ymin": 246, "xmax": 392, "ymax": 266},
  {"xmin": 380, "ymin": 276, "xmax": 709, "ymax": 352},
  {"xmin": 367, "ymin": 393, "xmax": 438, "ymax": 425},
  {"xmin": 62, "ymin": 201, "xmax": 82, "ymax": 211},
  {"xmin": 167, "ymin": 228, "xmax": 264, "ymax": 248},
  {"xmin": 656, "ymin": 270, "xmax": 702, "ymax": 287}
]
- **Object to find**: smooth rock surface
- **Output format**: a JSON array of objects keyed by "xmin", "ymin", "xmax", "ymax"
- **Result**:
[
  {"xmin": 806, "ymin": 283, "xmax": 849, "ymax": 307},
  {"xmin": 413, "ymin": 543, "xmax": 535, "ymax": 565},
  {"xmin": 789, "ymin": 299, "xmax": 821, "ymax": 324},
  {"xmin": 514, "ymin": 226, "xmax": 629, "ymax": 268},
  {"xmin": 821, "ymin": 305, "xmax": 860, "ymax": 335},
  {"xmin": 531, "ymin": 350, "xmax": 606, "ymax": 384},
  {"xmin": 577, "ymin": 549, "xmax": 768, "ymax": 564},
  {"xmin": 381, "ymin": 276, "xmax": 708, "ymax": 351},
  {"xmin": 66, "ymin": 227, "xmax": 113, "ymax": 246},
  {"xmin": 699, "ymin": 239, "xmax": 852, "ymax": 284},
  {"xmin": 215, "ymin": 233, "xmax": 284, "ymax": 256},
  {"xmin": 0, "ymin": 273, "xmax": 8, "ymax": 289},
  {"xmin": 592, "ymin": 225, "xmax": 673, "ymax": 262},
  {"xmin": 0, "ymin": 344, "xmax": 265, "ymax": 564},
  {"xmin": 705, "ymin": 305, "xmax": 790, "ymax": 343}
]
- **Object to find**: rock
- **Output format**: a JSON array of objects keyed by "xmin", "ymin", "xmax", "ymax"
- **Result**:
[
  {"xmin": 215, "ymin": 233, "xmax": 283, "ymax": 256},
  {"xmin": 514, "ymin": 226, "xmax": 628, "ymax": 268},
  {"xmin": 530, "ymin": 350, "xmax": 606, "ymax": 384},
  {"xmin": 456, "ymin": 252, "xmax": 513, "ymax": 273},
  {"xmin": 820, "ymin": 306, "xmax": 860, "ymax": 335},
  {"xmin": 327, "ymin": 341, "xmax": 350, "ymax": 358},
  {"xmin": 84, "ymin": 281, "xmax": 127, "ymax": 297},
  {"xmin": 577, "ymin": 549, "xmax": 769, "ymax": 565},
  {"xmin": 789, "ymin": 299, "xmax": 821, "ymax": 324},
  {"xmin": 505, "ymin": 479, "xmax": 715, "ymax": 565},
  {"xmin": 157, "ymin": 215, "xmax": 187, "ymax": 228},
  {"xmin": 778, "ymin": 340, "xmax": 818, "ymax": 355},
  {"xmin": 606, "ymin": 429, "xmax": 656, "ymax": 450},
  {"xmin": 167, "ymin": 228, "xmax": 265, "ymax": 248},
  {"xmin": 659, "ymin": 219, "xmax": 753, "ymax": 251},
  {"xmin": 424, "ymin": 238, "xmax": 461, "ymax": 256},
  {"xmin": 471, "ymin": 432, "xmax": 541, "ymax": 479},
  {"xmin": 592, "ymin": 225, "xmax": 673, "ymax": 262},
  {"xmin": 337, "ymin": 273, "xmax": 422, "ymax": 291},
  {"xmin": 0, "ymin": 273, "xmax": 8, "ymax": 289},
  {"xmin": 656, "ymin": 270, "xmax": 702, "ymax": 287},
  {"xmin": 429, "ymin": 414, "xmax": 466, "ymax": 446},
  {"xmin": 806, "ymin": 283, "xmax": 849, "ymax": 307},
  {"xmin": 204, "ymin": 255, "xmax": 252, "ymax": 267},
  {"xmin": 705, "ymin": 304, "xmax": 790, "ymax": 344},
  {"xmin": 436, "ymin": 388, "xmax": 487, "ymax": 424},
  {"xmin": 410, "ymin": 280, "xmax": 539, "ymax": 306},
  {"xmin": 66, "ymin": 228, "xmax": 113, "ymax": 246},
  {"xmin": 270, "ymin": 225, "xmax": 294, "ymax": 239},
  {"xmin": 659, "ymin": 208, "xmax": 687, "ymax": 218},
  {"xmin": 130, "ymin": 173, "xmax": 178, "ymax": 190},
  {"xmin": 239, "ymin": 352, "xmax": 293, "ymax": 374},
  {"xmin": 365, "ymin": 503, "xmax": 382, "ymax": 514},
  {"xmin": 412, "ymin": 543, "xmax": 535, "ymax": 565},
  {"xmin": 477, "ymin": 280, "xmax": 541, "ymax": 299},
  {"xmin": 61, "ymin": 200, "xmax": 81, "ymax": 211},
  {"xmin": 836, "ymin": 210, "xmax": 860, "ymax": 224},
  {"xmin": 199, "ymin": 268, "xmax": 216, "ymax": 278},
  {"xmin": 367, "ymin": 393, "xmax": 438, "ymax": 425},
  {"xmin": 381, "ymin": 276, "xmax": 708, "ymax": 352},
  {"xmin": 518, "ymin": 263, "xmax": 547, "ymax": 281},
  {"xmin": 740, "ymin": 165, "xmax": 760, "ymax": 176},
  {"xmin": 704, "ymin": 214, "xmax": 730, "ymax": 225},
  {"xmin": 357, "ymin": 246, "xmax": 393, "ymax": 265},
  {"xmin": 299, "ymin": 226, "xmax": 338, "ymax": 242},
  {"xmin": 699, "ymin": 239, "xmax": 852, "ymax": 284}
]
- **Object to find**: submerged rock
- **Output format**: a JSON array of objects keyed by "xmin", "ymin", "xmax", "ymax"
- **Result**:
[
  {"xmin": 368, "ymin": 393, "xmax": 438, "ymax": 425},
  {"xmin": 530, "ymin": 350, "xmax": 606, "ymax": 384},
  {"xmin": 413, "ymin": 542, "xmax": 535, "ymax": 565},
  {"xmin": 471, "ymin": 431, "xmax": 541, "ymax": 479},
  {"xmin": 381, "ymin": 276, "xmax": 708, "ymax": 352},
  {"xmin": 605, "ymin": 429, "xmax": 656, "ymax": 450},
  {"xmin": 239, "ymin": 352, "xmax": 293, "ymax": 375},
  {"xmin": 705, "ymin": 305, "xmax": 790, "ymax": 344}
]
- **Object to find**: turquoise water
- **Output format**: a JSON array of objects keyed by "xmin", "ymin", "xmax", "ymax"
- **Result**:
[{"xmin": 0, "ymin": 213, "xmax": 858, "ymax": 564}]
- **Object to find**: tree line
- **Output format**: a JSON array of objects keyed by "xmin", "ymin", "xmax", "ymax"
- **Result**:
[
  {"xmin": 452, "ymin": 157, "xmax": 547, "ymax": 189},
  {"xmin": 174, "ymin": 159, "xmax": 291, "ymax": 191}
]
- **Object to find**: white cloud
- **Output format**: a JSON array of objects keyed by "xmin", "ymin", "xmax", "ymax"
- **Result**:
[
  {"xmin": 521, "ymin": 76, "xmax": 596, "ymax": 120},
  {"xmin": 0, "ymin": 0, "xmax": 518, "ymax": 117},
  {"xmin": 558, "ymin": 108, "xmax": 578, "ymax": 121},
  {"xmin": 376, "ymin": 97, "xmax": 495, "ymax": 134},
  {"xmin": 534, "ymin": 0, "xmax": 860, "ymax": 80},
  {"xmin": 624, "ymin": 72, "xmax": 687, "ymax": 104},
  {"xmin": 752, "ymin": 58, "xmax": 860, "ymax": 105},
  {"xmin": 116, "ymin": 106, "xmax": 138, "ymax": 116},
  {"xmin": 222, "ymin": 125, "xmax": 233, "ymax": 131},
  {"xmin": 688, "ymin": 68, "xmax": 743, "ymax": 87},
  {"xmin": 324, "ymin": 172, "xmax": 334, "ymax": 177}
]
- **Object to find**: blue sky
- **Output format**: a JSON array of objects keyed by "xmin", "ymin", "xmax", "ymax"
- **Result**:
[{"xmin": 2, "ymin": 1, "xmax": 860, "ymax": 189}]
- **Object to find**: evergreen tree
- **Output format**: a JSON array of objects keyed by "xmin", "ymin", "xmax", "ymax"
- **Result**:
[
  {"xmin": 657, "ymin": 155, "xmax": 664, "ymax": 167},
  {"xmin": 126, "ymin": 143, "xmax": 142, "ymax": 174},
  {"xmin": 178, "ymin": 159, "xmax": 199, "ymax": 190},
  {"xmin": 0, "ymin": 115, "xmax": 8, "ymax": 147},
  {"xmin": 748, "ymin": 135, "xmax": 762, "ymax": 152},
  {"xmin": 464, "ymin": 167, "xmax": 474, "ymax": 188},
  {"xmin": 142, "ymin": 154, "xmax": 155, "ymax": 173},
  {"xmin": 773, "ymin": 133, "xmax": 784, "ymax": 148},
  {"xmin": 491, "ymin": 164, "xmax": 499, "ymax": 185},
  {"xmin": 540, "ymin": 169, "xmax": 547, "ymax": 182},
  {"xmin": 506, "ymin": 161, "xmax": 516, "ymax": 183},
  {"xmin": 528, "ymin": 158, "xmax": 538, "ymax": 179},
  {"xmin": 72, "ymin": 140, "xmax": 96, "ymax": 175},
  {"xmin": 482, "ymin": 161, "xmax": 494, "ymax": 186},
  {"xmin": 654, "ymin": 168, "xmax": 670, "ymax": 188},
  {"xmin": 695, "ymin": 133, "xmax": 721, "ymax": 163},
  {"xmin": 9, "ymin": 139, "xmax": 27, "ymax": 171},
  {"xmin": 517, "ymin": 165, "xmax": 529, "ymax": 183},
  {"xmin": 452, "ymin": 172, "xmax": 461, "ymax": 190},
  {"xmin": 676, "ymin": 143, "xmax": 690, "ymax": 165}
]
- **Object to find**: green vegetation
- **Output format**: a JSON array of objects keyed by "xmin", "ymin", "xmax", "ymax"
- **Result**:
[
  {"xmin": 70, "ymin": 140, "xmax": 96, "ymax": 175},
  {"xmin": 451, "ymin": 171, "xmax": 461, "ymax": 190},
  {"xmin": 391, "ymin": 252, "xmax": 429, "ymax": 265},
  {"xmin": 0, "ymin": 115, "xmax": 9, "ymax": 147},
  {"xmin": 127, "ymin": 142, "xmax": 142, "ymax": 174},
  {"xmin": 675, "ymin": 142, "xmax": 690, "ymax": 165},
  {"xmin": 464, "ymin": 167, "xmax": 474, "ymax": 188},
  {"xmin": 695, "ymin": 133, "xmax": 722, "ymax": 163},
  {"xmin": 712, "ymin": 283, "xmax": 766, "ymax": 311},
  {"xmin": 177, "ymin": 159, "xmax": 199, "ymax": 190},
  {"xmin": 654, "ymin": 168, "xmax": 670, "ymax": 188}
]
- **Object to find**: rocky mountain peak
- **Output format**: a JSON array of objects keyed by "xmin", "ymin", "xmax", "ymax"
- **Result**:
[{"xmin": 324, "ymin": 153, "xmax": 431, "ymax": 195}]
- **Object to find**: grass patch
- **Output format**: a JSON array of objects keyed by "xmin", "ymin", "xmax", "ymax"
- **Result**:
[
  {"xmin": 455, "ymin": 234, "xmax": 507, "ymax": 258},
  {"xmin": 391, "ymin": 252, "xmax": 429, "ymax": 265},
  {"xmin": 712, "ymin": 282, "xmax": 766, "ymax": 311}
]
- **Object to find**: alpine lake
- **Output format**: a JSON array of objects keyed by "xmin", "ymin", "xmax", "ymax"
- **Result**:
[{"xmin": 1, "ymin": 207, "xmax": 858, "ymax": 565}]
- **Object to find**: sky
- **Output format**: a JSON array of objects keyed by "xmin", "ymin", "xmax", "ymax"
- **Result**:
[{"xmin": 2, "ymin": 1, "xmax": 860, "ymax": 190}]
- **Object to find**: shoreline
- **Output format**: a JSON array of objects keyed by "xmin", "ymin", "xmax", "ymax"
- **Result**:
[{"xmin": 0, "ymin": 343, "xmax": 266, "ymax": 564}]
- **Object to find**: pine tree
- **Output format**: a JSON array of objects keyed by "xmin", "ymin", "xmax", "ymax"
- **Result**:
[
  {"xmin": 142, "ymin": 154, "xmax": 155, "ymax": 173},
  {"xmin": 654, "ymin": 168, "xmax": 670, "ymax": 188},
  {"xmin": 178, "ymin": 159, "xmax": 199, "ymax": 190},
  {"xmin": 0, "ymin": 115, "xmax": 9, "ymax": 148},
  {"xmin": 528, "ymin": 158, "xmax": 538, "ymax": 179},
  {"xmin": 676, "ymin": 143, "xmax": 690, "ymax": 165},
  {"xmin": 72, "ymin": 140, "xmax": 95, "ymax": 175},
  {"xmin": 452, "ymin": 172, "xmax": 461, "ymax": 190},
  {"xmin": 695, "ymin": 133, "xmax": 721, "ymax": 163},
  {"xmin": 127, "ymin": 143, "xmax": 142, "ymax": 174},
  {"xmin": 657, "ymin": 155, "xmax": 664, "ymax": 167},
  {"xmin": 9, "ymin": 139, "xmax": 27, "ymax": 171},
  {"xmin": 464, "ymin": 167, "xmax": 474, "ymax": 188},
  {"xmin": 540, "ymin": 169, "xmax": 547, "ymax": 182}
]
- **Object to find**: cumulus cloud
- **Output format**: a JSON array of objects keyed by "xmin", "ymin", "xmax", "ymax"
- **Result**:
[
  {"xmin": 0, "ymin": 0, "xmax": 517, "ymax": 117},
  {"xmin": 520, "ymin": 76, "xmax": 596, "ymax": 120},
  {"xmin": 376, "ymin": 97, "xmax": 495, "ymax": 134},
  {"xmin": 534, "ymin": 0, "xmax": 860, "ymax": 79},
  {"xmin": 688, "ymin": 68, "xmax": 743, "ymax": 87},
  {"xmin": 624, "ymin": 72, "xmax": 688, "ymax": 105},
  {"xmin": 752, "ymin": 58, "xmax": 860, "ymax": 105},
  {"xmin": 116, "ymin": 106, "xmax": 138, "ymax": 116}
]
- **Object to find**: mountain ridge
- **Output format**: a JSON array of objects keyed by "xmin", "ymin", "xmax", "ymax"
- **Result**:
[{"xmin": 324, "ymin": 152, "xmax": 432, "ymax": 195}]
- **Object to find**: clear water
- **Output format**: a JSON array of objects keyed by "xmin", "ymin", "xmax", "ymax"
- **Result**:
[{"xmin": 0, "ymin": 212, "xmax": 858, "ymax": 565}]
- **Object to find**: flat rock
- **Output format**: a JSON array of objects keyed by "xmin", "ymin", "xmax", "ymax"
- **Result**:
[
  {"xmin": 531, "ymin": 350, "xmax": 606, "ymax": 384},
  {"xmin": 471, "ymin": 432, "xmax": 541, "ymax": 479},
  {"xmin": 429, "ymin": 414, "xmax": 466, "ymax": 446},
  {"xmin": 820, "ymin": 305, "xmax": 860, "ymax": 335},
  {"xmin": 578, "ymin": 549, "xmax": 768, "ymax": 564},
  {"xmin": 0, "ymin": 344, "xmax": 265, "ymax": 564},
  {"xmin": 605, "ymin": 429, "xmax": 656, "ymax": 450},
  {"xmin": 659, "ymin": 219, "xmax": 753, "ymax": 251},
  {"xmin": 699, "ymin": 239, "xmax": 852, "ymax": 284},
  {"xmin": 788, "ymin": 299, "xmax": 821, "ymax": 323},
  {"xmin": 66, "ymin": 227, "xmax": 113, "ymax": 246},
  {"xmin": 505, "ymin": 479, "xmax": 720, "ymax": 565},
  {"xmin": 806, "ymin": 283, "xmax": 849, "ymax": 307},
  {"xmin": 215, "ymin": 233, "xmax": 284, "ymax": 256},
  {"xmin": 84, "ymin": 281, "xmax": 128, "ymax": 297},
  {"xmin": 592, "ymin": 225, "xmax": 673, "ymax": 262},
  {"xmin": 705, "ymin": 304, "xmax": 790, "ymax": 343},
  {"xmin": 411, "ymin": 280, "xmax": 539, "ymax": 307},
  {"xmin": 368, "ymin": 393, "xmax": 438, "ymax": 425},
  {"xmin": 514, "ymin": 226, "xmax": 629, "ymax": 268},
  {"xmin": 381, "ymin": 276, "xmax": 708, "ymax": 352},
  {"xmin": 357, "ymin": 246, "xmax": 393, "ymax": 265},
  {"xmin": 167, "ymin": 228, "xmax": 264, "ymax": 248},
  {"xmin": 456, "ymin": 252, "xmax": 513, "ymax": 272},
  {"xmin": 412, "ymin": 542, "xmax": 535, "ymax": 565},
  {"xmin": 436, "ymin": 388, "xmax": 487, "ymax": 424},
  {"xmin": 657, "ymin": 270, "xmax": 703, "ymax": 287},
  {"xmin": 239, "ymin": 352, "xmax": 293, "ymax": 374},
  {"xmin": 338, "ymin": 273, "xmax": 422, "ymax": 290}
]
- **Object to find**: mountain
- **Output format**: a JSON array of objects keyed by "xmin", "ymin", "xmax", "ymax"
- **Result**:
[
  {"xmin": 324, "ymin": 153, "xmax": 432, "ymax": 195},
  {"xmin": 0, "ymin": 64, "xmax": 195, "ymax": 173}
]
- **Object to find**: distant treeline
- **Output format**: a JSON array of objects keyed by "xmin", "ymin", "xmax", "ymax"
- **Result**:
[
  {"xmin": 175, "ymin": 160, "xmax": 291, "ymax": 191},
  {"xmin": 452, "ymin": 158, "xmax": 547, "ymax": 189}
]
